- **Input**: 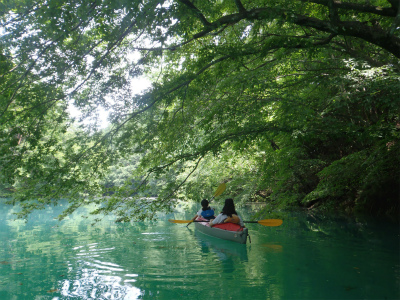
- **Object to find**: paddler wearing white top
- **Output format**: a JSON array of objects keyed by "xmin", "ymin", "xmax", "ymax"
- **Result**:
[{"xmin": 209, "ymin": 198, "xmax": 245, "ymax": 227}]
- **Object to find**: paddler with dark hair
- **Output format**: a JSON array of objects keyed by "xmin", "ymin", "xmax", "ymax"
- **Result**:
[
  {"xmin": 209, "ymin": 198, "xmax": 244, "ymax": 227},
  {"xmin": 191, "ymin": 199, "xmax": 216, "ymax": 221}
]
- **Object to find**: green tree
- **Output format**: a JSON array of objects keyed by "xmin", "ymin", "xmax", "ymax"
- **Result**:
[{"xmin": 0, "ymin": 0, "xmax": 399, "ymax": 220}]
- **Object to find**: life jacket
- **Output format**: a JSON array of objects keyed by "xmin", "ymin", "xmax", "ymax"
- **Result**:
[{"xmin": 200, "ymin": 209, "xmax": 215, "ymax": 220}]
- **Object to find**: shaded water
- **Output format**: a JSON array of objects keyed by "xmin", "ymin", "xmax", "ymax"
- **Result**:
[{"xmin": 0, "ymin": 201, "xmax": 399, "ymax": 300}]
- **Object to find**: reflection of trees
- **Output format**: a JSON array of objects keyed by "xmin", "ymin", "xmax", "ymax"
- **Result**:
[
  {"xmin": 1, "ymin": 201, "xmax": 398, "ymax": 299},
  {"xmin": 0, "ymin": 200, "xmax": 210, "ymax": 298},
  {"xmin": 0, "ymin": 202, "xmax": 143, "ymax": 298}
]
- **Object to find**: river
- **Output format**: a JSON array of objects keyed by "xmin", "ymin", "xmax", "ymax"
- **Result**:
[{"xmin": 0, "ymin": 200, "xmax": 399, "ymax": 299}]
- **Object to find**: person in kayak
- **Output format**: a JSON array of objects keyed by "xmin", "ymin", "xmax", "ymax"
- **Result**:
[
  {"xmin": 209, "ymin": 198, "xmax": 244, "ymax": 227},
  {"xmin": 191, "ymin": 199, "xmax": 215, "ymax": 221}
]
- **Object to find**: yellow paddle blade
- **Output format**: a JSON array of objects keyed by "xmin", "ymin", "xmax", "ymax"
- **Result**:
[
  {"xmin": 168, "ymin": 219, "xmax": 192, "ymax": 224},
  {"xmin": 257, "ymin": 219, "xmax": 283, "ymax": 227},
  {"xmin": 213, "ymin": 183, "xmax": 226, "ymax": 197}
]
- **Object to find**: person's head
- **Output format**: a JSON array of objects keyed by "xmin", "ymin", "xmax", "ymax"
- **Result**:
[
  {"xmin": 201, "ymin": 199, "xmax": 209, "ymax": 210},
  {"xmin": 221, "ymin": 198, "xmax": 237, "ymax": 217}
]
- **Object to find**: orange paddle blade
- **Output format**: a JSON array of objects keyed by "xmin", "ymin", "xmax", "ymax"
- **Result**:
[
  {"xmin": 257, "ymin": 219, "xmax": 283, "ymax": 227},
  {"xmin": 168, "ymin": 219, "xmax": 192, "ymax": 224}
]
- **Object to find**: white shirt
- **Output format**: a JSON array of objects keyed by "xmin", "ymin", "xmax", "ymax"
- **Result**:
[{"xmin": 212, "ymin": 213, "xmax": 244, "ymax": 227}]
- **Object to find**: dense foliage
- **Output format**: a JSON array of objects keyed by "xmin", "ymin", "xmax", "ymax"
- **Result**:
[{"xmin": 0, "ymin": 0, "xmax": 399, "ymax": 220}]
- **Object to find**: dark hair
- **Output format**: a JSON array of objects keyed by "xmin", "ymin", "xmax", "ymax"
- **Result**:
[
  {"xmin": 201, "ymin": 199, "xmax": 210, "ymax": 211},
  {"xmin": 221, "ymin": 198, "xmax": 237, "ymax": 217}
]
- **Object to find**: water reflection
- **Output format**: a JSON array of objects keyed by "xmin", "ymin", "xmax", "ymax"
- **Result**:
[
  {"xmin": 193, "ymin": 229, "xmax": 249, "ymax": 262},
  {"xmin": 60, "ymin": 235, "xmax": 142, "ymax": 299},
  {"xmin": 59, "ymin": 274, "xmax": 141, "ymax": 299},
  {"xmin": 0, "ymin": 201, "xmax": 399, "ymax": 300},
  {"xmin": 260, "ymin": 243, "xmax": 283, "ymax": 253}
]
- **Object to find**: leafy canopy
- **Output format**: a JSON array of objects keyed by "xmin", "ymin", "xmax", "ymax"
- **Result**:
[{"xmin": 0, "ymin": 0, "xmax": 399, "ymax": 220}]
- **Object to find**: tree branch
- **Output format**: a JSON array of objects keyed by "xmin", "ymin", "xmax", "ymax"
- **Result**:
[
  {"xmin": 234, "ymin": 0, "xmax": 247, "ymax": 14},
  {"xmin": 294, "ymin": 15, "xmax": 400, "ymax": 58},
  {"xmin": 301, "ymin": 0, "xmax": 397, "ymax": 17},
  {"xmin": 172, "ymin": 6, "xmax": 399, "ymax": 58},
  {"xmin": 327, "ymin": 0, "xmax": 340, "ymax": 26},
  {"xmin": 178, "ymin": 0, "xmax": 211, "ymax": 26},
  {"xmin": 312, "ymin": 33, "xmax": 337, "ymax": 45},
  {"xmin": 389, "ymin": 1, "xmax": 400, "ymax": 36},
  {"xmin": 163, "ymin": 155, "xmax": 204, "ymax": 201},
  {"xmin": 331, "ymin": 42, "xmax": 385, "ymax": 67},
  {"xmin": 386, "ymin": 0, "xmax": 399, "ymax": 11}
]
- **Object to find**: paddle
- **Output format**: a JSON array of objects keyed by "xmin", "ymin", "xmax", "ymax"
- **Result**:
[
  {"xmin": 170, "ymin": 218, "xmax": 283, "ymax": 227},
  {"xmin": 209, "ymin": 182, "xmax": 226, "ymax": 203},
  {"xmin": 186, "ymin": 183, "xmax": 226, "ymax": 227}
]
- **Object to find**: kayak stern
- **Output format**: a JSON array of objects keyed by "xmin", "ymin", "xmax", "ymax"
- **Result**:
[{"xmin": 194, "ymin": 221, "xmax": 248, "ymax": 244}]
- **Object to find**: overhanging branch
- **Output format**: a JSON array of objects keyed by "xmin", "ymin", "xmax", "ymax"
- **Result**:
[
  {"xmin": 294, "ymin": 15, "xmax": 400, "ymax": 58},
  {"xmin": 177, "ymin": 0, "xmax": 211, "ymax": 26},
  {"xmin": 301, "ymin": 0, "xmax": 397, "ymax": 17},
  {"xmin": 175, "ymin": 5, "xmax": 400, "ymax": 58}
]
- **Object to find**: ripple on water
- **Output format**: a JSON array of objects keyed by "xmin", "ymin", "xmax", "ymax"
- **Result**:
[{"xmin": 1, "ymin": 203, "xmax": 399, "ymax": 300}]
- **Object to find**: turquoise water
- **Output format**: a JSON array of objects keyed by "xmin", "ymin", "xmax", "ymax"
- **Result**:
[{"xmin": 0, "ymin": 201, "xmax": 399, "ymax": 300}]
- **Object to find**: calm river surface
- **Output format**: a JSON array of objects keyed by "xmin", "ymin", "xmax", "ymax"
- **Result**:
[{"xmin": 0, "ymin": 201, "xmax": 399, "ymax": 300}]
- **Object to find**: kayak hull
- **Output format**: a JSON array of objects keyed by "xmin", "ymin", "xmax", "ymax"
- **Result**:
[{"xmin": 194, "ymin": 221, "xmax": 248, "ymax": 244}]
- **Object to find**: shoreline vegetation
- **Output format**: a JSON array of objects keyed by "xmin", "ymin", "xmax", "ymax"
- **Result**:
[{"xmin": 1, "ymin": 192, "xmax": 398, "ymax": 224}]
